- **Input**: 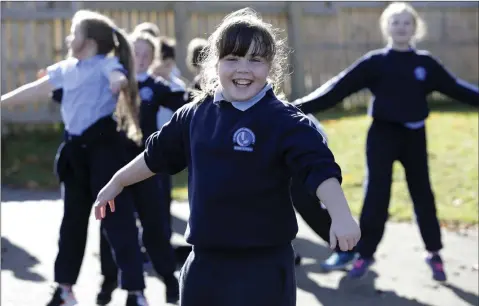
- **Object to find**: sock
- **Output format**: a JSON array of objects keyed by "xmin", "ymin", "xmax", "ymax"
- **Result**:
[
  {"xmin": 59, "ymin": 284, "xmax": 72, "ymax": 293},
  {"xmin": 128, "ymin": 290, "xmax": 144, "ymax": 296}
]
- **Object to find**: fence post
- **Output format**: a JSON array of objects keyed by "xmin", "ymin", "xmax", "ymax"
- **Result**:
[
  {"xmin": 173, "ymin": 2, "xmax": 191, "ymax": 81},
  {"xmin": 287, "ymin": 2, "xmax": 305, "ymax": 100},
  {"xmin": 71, "ymin": 1, "xmax": 85, "ymax": 13}
]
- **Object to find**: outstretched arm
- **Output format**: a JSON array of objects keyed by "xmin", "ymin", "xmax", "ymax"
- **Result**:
[
  {"xmin": 293, "ymin": 53, "xmax": 375, "ymax": 114},
  {"xmin": 2, "ymin": 60, "xmax": 71, "ymax": 107},
  {"xmin": 281, "ymin": 111, "xmax": 360, "ymax": 251},
  {"xmin": 94, "ymin": 104, "xmax": 192, "ymax": 219},
  {"xmin": 1, "ymin": 76, "xmax": 54, "ymax": 107},
  {"xmin": 430, "ymin": 56, "xmax": 479, "ymax": 107}
]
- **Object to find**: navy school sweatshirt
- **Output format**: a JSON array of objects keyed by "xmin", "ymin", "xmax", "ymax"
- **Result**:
[
  {"xmin": 294, "ymin": 48, "xmax": 479, "ymax": 122},
  {"xmin": 144, "ymin": 89, "xmax": 342, "ymax": 249},
  {"xmin": 137, "ymin": 74, "xmax": 186, "ymax": 144}
]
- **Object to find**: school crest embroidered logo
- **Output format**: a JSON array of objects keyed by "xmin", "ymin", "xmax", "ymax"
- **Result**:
[
  {"xmin": 414, "ymin": 66, "xmax": 426, "ymax": 81},
  {"xmin": 139, "ymin": 87, "xmax": 154, "ymax": 102},
  {"xmin": 233, "ymin": 128, "xmax": 255, "ymax": 152}
]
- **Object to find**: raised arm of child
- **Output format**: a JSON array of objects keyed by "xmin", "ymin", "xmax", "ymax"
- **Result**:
[
  {"xmin": 93, "ymin": 104, "xmax": 191, "ymax": 219},
  {"xmin": 108, "ymin": 70, "xmax": 128, "ymax": 94},
  {"xmin": 316, "ymin": 178, "xmax": 360, "ymax": 251},
  {"xmin": 281, "ymin": 110, "xmax": 360, "ymax": 251},
  {"xmin": 1, "ymin": 76, "xmax": 55, "ymax": 107}
]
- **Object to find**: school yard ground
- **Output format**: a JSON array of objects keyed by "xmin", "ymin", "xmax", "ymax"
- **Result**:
[{"xmin": 1, "ymin": 188, "xmax": 478, "ymax": 306}]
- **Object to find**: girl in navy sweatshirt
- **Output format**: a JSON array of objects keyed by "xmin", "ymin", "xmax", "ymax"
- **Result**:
[
  {"xmin": 294, "ymin": 2, "xmax": 478, "ymax": 282},
  {"xmin": 92, "ymin": 8, "xmax": 360, "ymax": 306}
]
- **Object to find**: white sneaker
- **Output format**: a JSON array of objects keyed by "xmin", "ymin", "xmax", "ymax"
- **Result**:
[
  {"xmin": 126, "ymin": 292, "xmax": 149, "ymax": 306},
  {"xmin": 46, "ymin": 286, "xmax": 78, "ymax": 306}
]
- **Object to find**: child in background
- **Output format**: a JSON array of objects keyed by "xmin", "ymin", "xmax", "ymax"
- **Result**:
[
  {"xmin": 293, "ymin": 2, "xmax": 478, "ymax": 281},
  {"xmin": 133, "ymin": 21, "xmax": 192, "ymax": 266},
  {"xmin": 186, "ymin": 37, "xmax": 208, "ymax": 91},
  {"xmin": 99, "ymin": 30, "xmax": 185, "ymax": 305},
  {"xmin": 154, "ymin": 36, "xmax": 188, "ymax": 128},
  {"xmin": 133, "ymin": 22, "xmax": 161, "ymax": 38},
  {"xmin": 2, "ymin": 10, "xmax": 149, "ymax": 306},
  {"xmin": 93, "ymin": 8, "xmax": 360, "ymax": 306},
  {"xmin": 50, "ymin": 31, "xmax": 185, "ymax": 305},
  {"xmin": 153, "ymin": 36, "xmax": 187, "ymax": 223}
]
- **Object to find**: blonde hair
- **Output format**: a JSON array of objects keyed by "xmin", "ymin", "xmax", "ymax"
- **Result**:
[
  {"xmin": 133, "ymin": 22, "xmax": 161, "ymax": 38},
  {"xmin": 193, "ymin": 8, "xmax": 288, "ymax": 103},
  {"xmin": 129, "ymin": 31, "xmax": 160, "ymax": 61},
  {"xmin": 380, "ymin": 2, "xmax": 427, "ymax": 44}
]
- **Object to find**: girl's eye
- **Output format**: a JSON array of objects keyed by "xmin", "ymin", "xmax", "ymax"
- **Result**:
[
  {"xmin": 250, "ymin": 58, "xmax": 262, "ymax": 62},
  {"xmin": 223, "ymin": 55, "xmax": 238, "ymax": 61}
]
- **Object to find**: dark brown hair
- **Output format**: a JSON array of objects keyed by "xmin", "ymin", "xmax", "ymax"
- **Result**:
[
  {"xmin": 186, "ymin": 37, "xmax": 207, "ymax": 73},
  {"xmin": 159, "ymin": 36, "xmax": 176, "ymax": 61},
  {"xmin": 194, "ymin": 8, "xmax": 287, "ymax": 103}
]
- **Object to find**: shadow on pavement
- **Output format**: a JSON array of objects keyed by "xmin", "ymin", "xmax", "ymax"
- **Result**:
[
  {"xmin": 1, "ymin": 236, "xmax": 46, "ymax": 283},
  {"xmin": 443, "ymin": 283, "xmax": 479, "ymax": 306},
  {"xmin": 294, "ymin": 237, "xmax": 432, "ymax": 306}
]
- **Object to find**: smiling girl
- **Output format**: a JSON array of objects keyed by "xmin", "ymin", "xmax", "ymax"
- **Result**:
[{"xmin": 92, "ymin": 8, "xmax": 360, "ymax": 306}]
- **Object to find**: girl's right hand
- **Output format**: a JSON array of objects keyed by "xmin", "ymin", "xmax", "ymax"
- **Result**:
[
  {"xmin": 37, "ymin": 69, "xmax": 47, "ymax": 79},
  {"xmin": 329, "ymin": 216, "xmax": 361, "ymax": 251},
  {"xmin": 94, "ymin": 178, "xmax": 124, "ymax": 220}
]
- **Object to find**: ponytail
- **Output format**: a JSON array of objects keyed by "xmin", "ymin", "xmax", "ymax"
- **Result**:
[
  {"xmin": 112, "ymin": 28, "xmax": 142, "ymax": 145},
  {"xmin": 72, "ymin": 10, "xmax": 142, "ymax": 144}
]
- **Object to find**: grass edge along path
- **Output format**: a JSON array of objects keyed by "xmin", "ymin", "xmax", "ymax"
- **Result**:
[{"xmin": 2, "ymin": 105, "xmax": 477, "ymax": 226}]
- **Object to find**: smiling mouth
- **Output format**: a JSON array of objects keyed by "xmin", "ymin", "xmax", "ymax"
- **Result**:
[{"xmin": 233, "ymin": 79, "xmax": 253, "ymax": 87}]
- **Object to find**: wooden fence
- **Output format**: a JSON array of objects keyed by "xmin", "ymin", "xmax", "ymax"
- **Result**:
[{"xmin": 1, "ymin": 1, "xmax": 478, "ymax": 124}]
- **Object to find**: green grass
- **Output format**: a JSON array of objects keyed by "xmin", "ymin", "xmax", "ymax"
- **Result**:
[
  {"xmin": 1, "ymin": 125, "xmax": 191, "ymax": 197},
  {"xmin": 2, "ymin": 104, "xmax": 477, "ymax": 225},
  {"xmin": 318, "ymin": 104, "xmax": 478, "ymax": 226}
]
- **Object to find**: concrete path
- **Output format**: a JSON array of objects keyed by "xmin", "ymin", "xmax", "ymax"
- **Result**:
[{"xmin": 1, "ymin": 188, "xmax": 478, "ymax": 306}]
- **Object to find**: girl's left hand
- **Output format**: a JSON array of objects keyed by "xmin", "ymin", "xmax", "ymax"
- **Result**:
[
  {"xmin": 94, "ymin": 178, "xmax": 124, "ymax": 220},
  {"xmin": 110, "ymin": 80, "xmax": 123, "ymax": 94}
]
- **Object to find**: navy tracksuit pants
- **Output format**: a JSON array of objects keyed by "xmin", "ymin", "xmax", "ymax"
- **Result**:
[
  {"xmin": 356, "ymin": 119, "xmax": 442, "ymax": 258},
  {"xmin": 179, "ymin": 244, "xmax": 296, "ymax": 306},
  {"xmin": 100, "ymin": 142, "xmax": 177, "ymax": 282},
  {"xmin": 54, "ymin": 117, "xmax": 145, "ymax": 290}
]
